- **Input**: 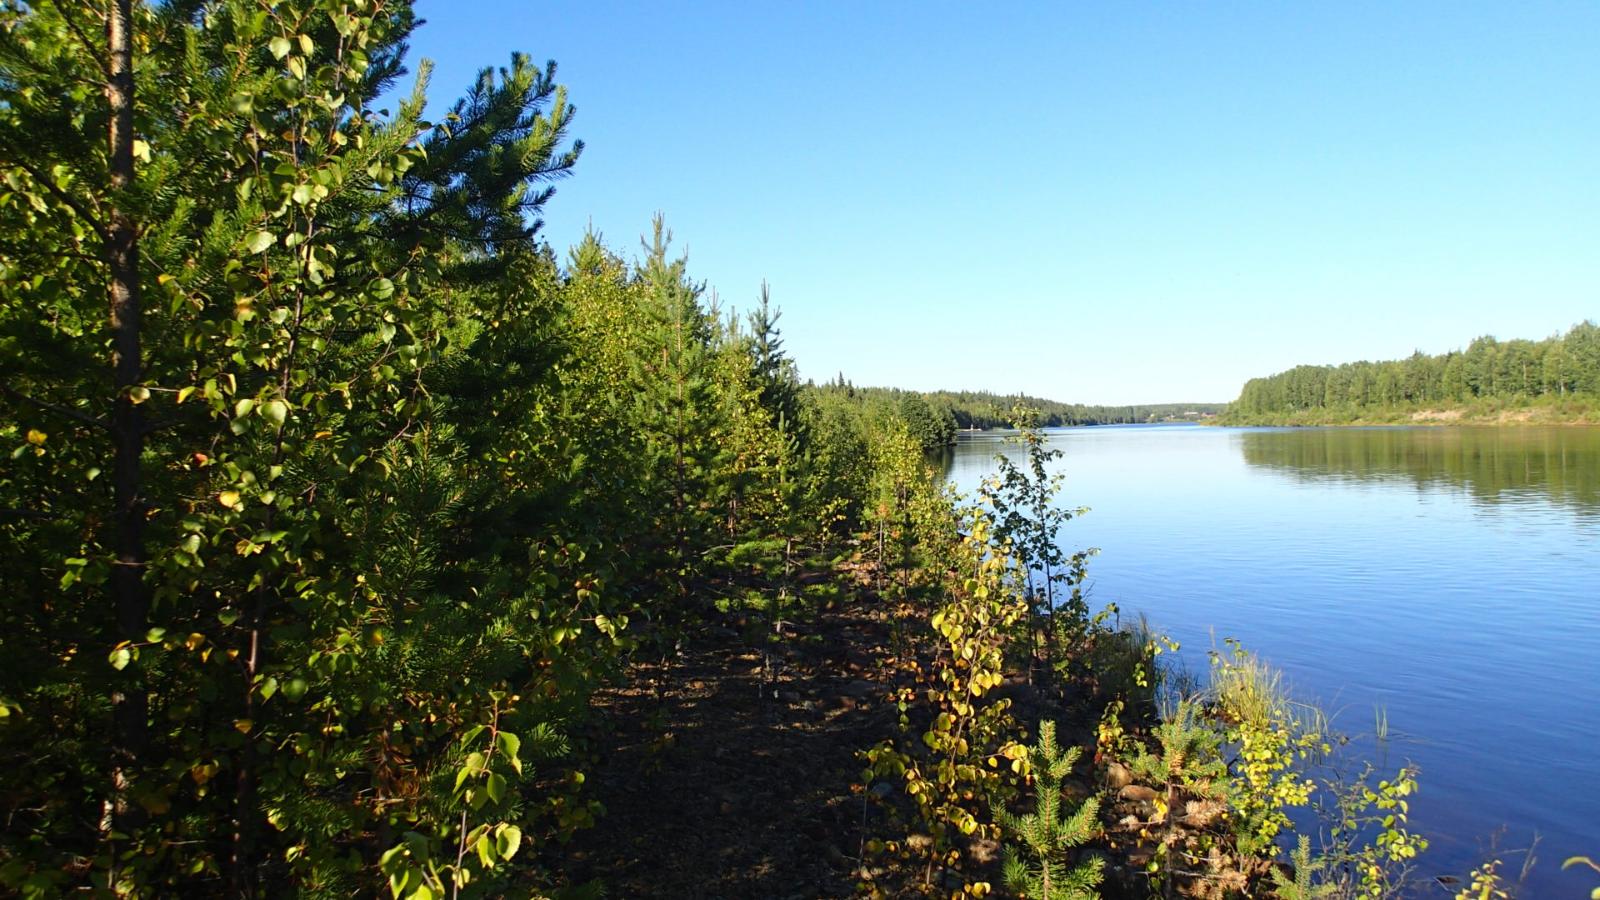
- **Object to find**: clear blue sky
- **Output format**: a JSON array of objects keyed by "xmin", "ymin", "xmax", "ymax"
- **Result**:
[{"xmin": 406, "ymin": 1, "xmax": 1597, "ymax": 405}]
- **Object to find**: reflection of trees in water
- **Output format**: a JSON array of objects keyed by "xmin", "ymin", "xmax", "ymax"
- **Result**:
[
  {"xmin": 1237, "ymin": 427, "xmax": 1600, "ymax": 514},
  {"xmin": 937, "ymin": 437, "xmax": 1020, "ymax": 485}
]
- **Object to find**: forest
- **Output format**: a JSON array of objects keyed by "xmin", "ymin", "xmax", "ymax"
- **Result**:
[
  {"xmin": 0, "ymin": 2, "xmax": 1487, "ymax": 898},
  {"xmin": 807, "ymin": 383, "xmax": 1225, "ymax": 454},
  {"xmin": 919, "ymin": 393, "xmax": 1222, "ymax": 432},
  {"xmin": 1220, "ymin": 322, "xmax": 1600, "ymax": 424}
]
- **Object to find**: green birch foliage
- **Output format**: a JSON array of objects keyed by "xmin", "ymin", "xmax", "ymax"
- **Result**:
[
  {"xmin": 862, "ymin": 509, "xmax": 1029, "ymax": 896},
  {"xmin": 1316, "ymin": 763, "xmax": 1427, "ymax": 899},
  {"xmin": 0, "ymin": 1, "xmax": 600, "ymax": 895},
  {"xmin": 794, "ymin": 386, "xmax": 872, "ymax": 543},
  {"xmin": 555, "ymin": 231, "xmax": 653, "ymax": 551},
  {"xmin": 1208, "ymin": 639, "xmax": 1326, "ymax": 857},
  {"xmin": 868, "ymin": 418, "xmax": 931, "ymax": 543},
  {"xmin": 982, "ymin": 404, "xmax": 1093, "ymax": 684},
  {"xmin": 709, "ymin": 307, "xmax": 796, "ymax": 552},
  {"xmin": 994, "ymin": 721, "xmax": 1104, "ymax": 900},
  {"xmin": 896, "ymin": 391, "xmax": 956, "ymax": 452}
]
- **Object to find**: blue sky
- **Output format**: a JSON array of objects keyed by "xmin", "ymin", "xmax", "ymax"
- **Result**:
[{"xmin": 406, "ymin": 1, "xmax": 1597, "ymax": 404}]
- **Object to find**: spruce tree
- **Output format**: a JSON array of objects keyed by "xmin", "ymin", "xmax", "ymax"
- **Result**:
[
  {"xmin": 747, "ymin": 280, "xmax": 802, "ymax": 436},
  {"xmin": 994, "ymin": 721, "xmax": 1104, "ymax": 900}
]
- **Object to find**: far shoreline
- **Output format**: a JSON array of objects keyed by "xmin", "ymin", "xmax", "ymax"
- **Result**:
[{"xmin": 1212, "ymin": 404, "xmax": 1600, "ymax": 428}]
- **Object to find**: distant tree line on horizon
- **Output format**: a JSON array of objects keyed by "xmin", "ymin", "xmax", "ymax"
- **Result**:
[
  {"xmin": 1225, "ymin": 320, "xmax": 1600, "ymax": 420},
  {"xmin": 808, "ymin": 379, "xmax": 1225, "ymax": 451}
]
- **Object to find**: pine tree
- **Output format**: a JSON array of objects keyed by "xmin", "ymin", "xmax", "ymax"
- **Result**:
[{"xmin": 630, "ymin": 215, "xmax": 718, "ymax": 606}]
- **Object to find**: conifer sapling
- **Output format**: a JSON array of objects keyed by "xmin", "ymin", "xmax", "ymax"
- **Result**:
[{"xmin": 993, "ymin": 720, "xmax": 1104, "ymax": 900}]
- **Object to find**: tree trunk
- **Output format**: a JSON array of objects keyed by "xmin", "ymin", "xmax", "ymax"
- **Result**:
[{"xmin": 106, "ymin": 0, "xmax": 150, "ymax": 866}]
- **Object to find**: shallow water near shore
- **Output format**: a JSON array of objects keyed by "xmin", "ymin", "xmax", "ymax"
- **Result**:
[{"xmin": 944, "ymin": 423, "xmax": 1600, "ymax": 895}]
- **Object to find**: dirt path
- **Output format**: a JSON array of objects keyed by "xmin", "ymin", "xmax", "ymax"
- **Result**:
[{"xmin": 561, "ymin": 585, "xmax": 901, "ymax": 898}]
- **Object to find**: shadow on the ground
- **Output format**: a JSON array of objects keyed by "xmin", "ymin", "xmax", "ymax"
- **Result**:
[{"xmin": 559, "ymin": 605, "xmax": 900, "ymax": 899}]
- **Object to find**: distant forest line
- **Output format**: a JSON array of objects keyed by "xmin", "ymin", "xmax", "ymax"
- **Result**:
[
  {"xmin": 808, "ymin": 379, "xmax": 1224, "ymax": 450},
  {"xmin": 1221, "ymin": 320, "xmax": 1600, "ymax": 425}
]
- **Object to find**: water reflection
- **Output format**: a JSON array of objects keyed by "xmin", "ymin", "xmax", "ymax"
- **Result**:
[{"xmin": 1236, "ymin": 426, "xmax": 1600, "ymax": 516}]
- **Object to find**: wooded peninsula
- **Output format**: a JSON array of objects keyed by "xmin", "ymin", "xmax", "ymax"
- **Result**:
[{"xmin": 1218, "ymin": 322, "xmax": 1600, "ymax": 426}]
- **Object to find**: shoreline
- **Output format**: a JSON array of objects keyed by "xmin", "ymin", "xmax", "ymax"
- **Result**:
[{"xmin": 1214, "ymin": 403, "xmax": 1600, "ymax": 428}]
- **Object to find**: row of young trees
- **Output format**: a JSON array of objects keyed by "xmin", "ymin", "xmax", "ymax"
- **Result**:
[
  {"xmin": 1225, "ymin": 321, "xmax": 1600, "ymax": 421},
  {"xmin": 0, "ymin": 2, "xmax": 930, "ymax": 895}
]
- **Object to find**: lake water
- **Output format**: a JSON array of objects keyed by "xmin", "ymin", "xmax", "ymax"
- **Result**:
[{"xmin": 943, "ymin": 424, "xmax": 1600, "ymax": 895}]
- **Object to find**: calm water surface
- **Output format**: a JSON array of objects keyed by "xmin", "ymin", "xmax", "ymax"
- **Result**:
[{"xmin": 945, "ymin": 424, "xmax": 1600, "ymax": 894}]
